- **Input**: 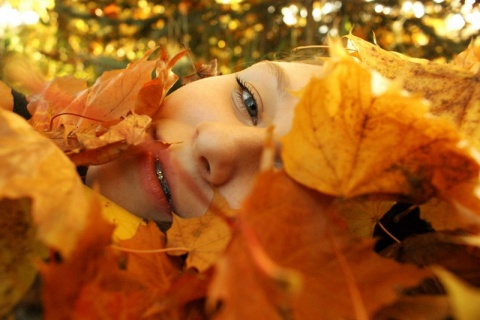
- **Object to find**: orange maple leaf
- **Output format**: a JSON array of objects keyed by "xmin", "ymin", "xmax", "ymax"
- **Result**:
[
  {"xmin": 26, "ymin": 47, "xmax": 187, "ymax": 166},
  {"xmin": 207, "ymin": 170, "xmax": 431, "ymax": 319},
  {"xmin": 40, "ymin": 198, "xmax": 186, "ymax": 319}
]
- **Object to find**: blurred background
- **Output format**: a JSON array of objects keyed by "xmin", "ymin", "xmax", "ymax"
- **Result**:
[{"xmin": 0, "ymin": 0, "xmax": 479, "ymax": 84}]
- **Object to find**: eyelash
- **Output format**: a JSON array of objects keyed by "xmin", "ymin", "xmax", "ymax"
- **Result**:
[{"xmin": 235, "ymin": 76, "xmax": 259, "ymax": 126}]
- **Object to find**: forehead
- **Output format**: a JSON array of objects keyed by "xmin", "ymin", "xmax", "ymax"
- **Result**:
[
  {"xmin": 273, "ymin": 61, "xmax": 323, "ymax": 75},
  {"xmin": 239, "ymin": 60, "xmax": 323, "ymax": 88}
]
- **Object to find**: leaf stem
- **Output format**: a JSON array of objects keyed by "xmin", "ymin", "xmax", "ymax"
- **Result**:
[
  {"xmin": 110, "ymin": 244, "xmax": 190, "ymax": 254},
  {"xmin": 377, "ymin": 221, "xmax": 401, "ymax": 244}
]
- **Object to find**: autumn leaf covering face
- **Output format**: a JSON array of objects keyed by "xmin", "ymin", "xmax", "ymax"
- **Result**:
[
  {"xmin": 26, "ymin": 47, "xmax": 187, "ymax": 166},
  {"xmin": 3, "ymin": 37, "xmax": 480, "ymax": 320}
]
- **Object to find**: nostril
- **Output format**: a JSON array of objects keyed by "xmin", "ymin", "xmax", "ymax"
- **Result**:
[{"xmin": 200, "ymin": 156, "xmax": 210, "ymax": 173}]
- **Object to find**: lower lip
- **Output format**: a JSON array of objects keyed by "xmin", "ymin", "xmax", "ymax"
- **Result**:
[{"xmin": 139, "ymin": 153, "xmax": 172, "ymax": 220}]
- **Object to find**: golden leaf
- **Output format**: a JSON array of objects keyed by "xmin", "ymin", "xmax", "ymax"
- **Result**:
[
  {"xmin": 346, "ymin": 34, "xmax": 480, "ymax": 143},
  {"xmin": 0, "ymin": 110, "xmax": 88, "ymax": 256},
  {"xmin": 166, "ymin": 191, "xmax": 234, "ymax": 272},
  {"xmin": 281, "ymin": 43, "xmax": 480, "ymax": 205},
  {"xmin": 0, "ymin": 198, "xmax": 47, "ymax": 317}
]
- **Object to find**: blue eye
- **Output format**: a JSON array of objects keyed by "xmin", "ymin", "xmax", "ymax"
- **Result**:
[{"xmin": 235, "ymin": 77, "xmax": 258, "ymax": 125}]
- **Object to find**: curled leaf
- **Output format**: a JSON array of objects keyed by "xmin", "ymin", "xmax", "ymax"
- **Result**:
[{"xmin": 181, "ymin": 59, "xmax": 219, "ymax": 85}]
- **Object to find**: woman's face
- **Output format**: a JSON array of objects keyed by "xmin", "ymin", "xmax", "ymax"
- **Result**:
[{"xmin": 86, "ymin": 61, "xmax": 323, "ymax": 227}]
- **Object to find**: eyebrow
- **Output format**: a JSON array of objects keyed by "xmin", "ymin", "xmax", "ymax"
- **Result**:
[{"xmin": 255, "ymin": 61, "xmax": 290, "ymax": 98}]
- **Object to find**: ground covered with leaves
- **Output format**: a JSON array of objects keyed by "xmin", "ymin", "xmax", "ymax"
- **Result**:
[{"xmin": 1, "ymin": 36, "xmax": 480, "ymax": 319}]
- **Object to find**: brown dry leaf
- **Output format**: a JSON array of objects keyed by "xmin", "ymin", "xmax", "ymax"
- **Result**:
[
  {"xmin": 166, "ymin": 191, "xmax": 234, "ymax": 272},
  {"xmin": 0, "ymin": 198, "xmax": 47, "ymax": 317},
  {"xmin": 134, "ymin": 48, "xmax": 188, "ymax": 116},
  {"xmin": 373, "ymin": 295, "xmax": 451, "ymax": 320},
  {"xmin": 181, "ymin": 59, "xmax": 219, "ymax": 85},
  {"xmin": 0, "ymin": 109, "xmax": 89, "ymax": 257},
  {"xmin": 336, "ymin": 199, "xmax": 396, "ymax": 239},
  {"xmin": 281, "ymin": 41, "xmax": 480, "ymax": 206},
  {"xmin": 346, "ymin": 34, "xmax": 480, "ymax": 142},
  {"xmin": 26, "ymin": 47, "xmax": 185, "ymax": 166},
  {"xmin": 420, "ymin": 196, "xmax": 479, "ymax": 232},
  {"xmin": 27, "ymin": 76, "xmax": 88, "ymax": 132},
  {"xmin": 76, "ymin": 113, "xmax": 151, "ymax": 149},
  {"xmin": 383, "ymin": 232, "xmax": 480, "ymax": 287},
  {"xmin": 47, "ymin": 48, "xmax": 157, "ymax": 132},
  {"xmin": 207, "ymin": 170, "xmax": 431, "ymax": 319}
]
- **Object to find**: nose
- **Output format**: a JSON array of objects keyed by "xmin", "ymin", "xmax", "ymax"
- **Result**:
[{"xmin": 193, "ymin": 122, "xmax": 265, "ymax": 186}]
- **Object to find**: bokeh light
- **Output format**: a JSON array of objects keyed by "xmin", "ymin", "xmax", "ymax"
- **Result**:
[{"xmin": 0, "ymin": 0, "xmax": 478, "ymax": 83}]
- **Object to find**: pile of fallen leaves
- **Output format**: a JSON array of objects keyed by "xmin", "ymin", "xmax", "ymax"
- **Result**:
[{"xmin": 1, "ymin": 36, "xmax": 480, "ymax": 319}]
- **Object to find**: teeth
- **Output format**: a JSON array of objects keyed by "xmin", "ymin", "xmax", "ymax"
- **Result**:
[{"xmin": 155, "ymin": 159, "xmax": 173, "ymax": 208}]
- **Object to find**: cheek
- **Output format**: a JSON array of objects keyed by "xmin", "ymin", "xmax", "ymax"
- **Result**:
[{"xmin": 271, "ymin": 95, "xmax": 299, "ymax": 138}]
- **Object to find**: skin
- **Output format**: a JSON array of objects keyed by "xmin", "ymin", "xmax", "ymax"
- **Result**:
[{"xmin": 86, "ymin": 61, "xmax": 323, "ymax": 227}]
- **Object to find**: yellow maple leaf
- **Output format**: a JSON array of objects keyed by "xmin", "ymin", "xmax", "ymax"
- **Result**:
[
  {"xmin": 281, "ymin": 41, "xmax": 480, "ymax": 207},
  {"xmin": 166, "ymin": 191, "xmax": 234, "ymax": 272},
  {"xmin": 0, "ymin": 109, "xmax": 89, "ymax": 257},
  {"xmin": 346, "ymin": 34, "xmax": 480, "ymax": 143}
]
